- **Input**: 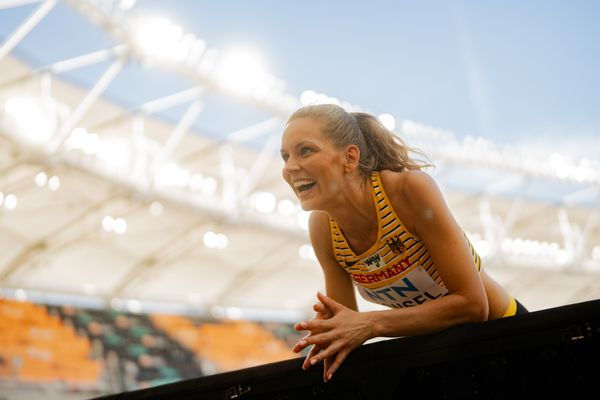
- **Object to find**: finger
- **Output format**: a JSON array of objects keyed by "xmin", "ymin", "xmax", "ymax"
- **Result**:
[
  {"xmin": 292, "ymin": 338, "xmax": 309, "ymax": 353},
  {"xmin": 316, "ymin": 291, "xmax": 342, "ymax": 313},
  {"xmin": 302, "ymin": 345, "xmax": 322, "ymax": 370},
  {"xmin": 307, "ymin": 340, "xmax": 341, "ymax": 366},
  {"xmin": 313, "ymin": 302, "xmax": 333, "ymax": 318},
  {"xmin": 295, "ymin": 319, "xmax": 328, "ymax": 333},
  {"xmin": 293, "ymin": 331, "xmax": 317, "ymax": 352},
  {"xmin": 313, "ymin": 302, "xmax": 326, "ymax": 313},
  {"xmin": 304, "ymin": 330, "xmax": 336, "ymax": 347},
  {"xmin": 293, "ymin": 321, "xmax": 307, "ymax": 331},
  {"xmin": 323, "ymin": 356, "xmax": 334, "ymax": 382},
  {"xmin": 324, "ymin": 349, "xmax": 350, "ymax": 381}
]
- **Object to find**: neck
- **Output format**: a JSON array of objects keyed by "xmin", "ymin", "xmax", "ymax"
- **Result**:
[{"xmin": 325, "ymin": 174, "xmax": 376, "ymax": 240}]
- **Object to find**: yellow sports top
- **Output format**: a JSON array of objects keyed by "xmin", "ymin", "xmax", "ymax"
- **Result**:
[{"xmin": 329, "ymin": 171, "xmax": 482, "ymax": 309}]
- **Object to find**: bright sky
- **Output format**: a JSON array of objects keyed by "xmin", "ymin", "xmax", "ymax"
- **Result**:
[{"xmin": 1, "ymin": 0, "xmax": 599, "ymax": 160}]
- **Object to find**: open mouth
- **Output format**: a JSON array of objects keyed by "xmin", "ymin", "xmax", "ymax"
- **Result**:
[{"xmin": 294, "ymin": 179, "xmax": 316, "ymax": 195}]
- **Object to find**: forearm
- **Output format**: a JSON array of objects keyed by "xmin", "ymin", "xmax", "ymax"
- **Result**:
[{"xmin": 365, "ymin": 294, "xmax": 487, "ymax": 339}]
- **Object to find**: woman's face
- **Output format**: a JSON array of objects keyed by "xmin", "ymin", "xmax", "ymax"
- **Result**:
[{"xmin": 280, "ymin": 117, "xmax": 347, "ymax": 211}]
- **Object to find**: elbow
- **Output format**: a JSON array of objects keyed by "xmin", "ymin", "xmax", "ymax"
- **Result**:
[
  {"xmin": 461, "ymin": 296, "xmax": 488, "ymax": 323},
  {"xmin": 474, "ymin": 303, "xmax": 489, "ymax": 322},
  {"xmin": 469, "ymin": 298, "xmax": 489, "ymax": 322}
]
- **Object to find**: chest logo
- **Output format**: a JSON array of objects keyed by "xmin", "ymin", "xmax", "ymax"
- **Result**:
[
  {"xmin": 364, "ymin": 254, "xmax": 382, "ymax": 269},
  {"xmin": 344, "ymin": 258, "xmax": 359, "ymax": 268},
  {"xmin": 387, "ymin": 236, "xmax": 405, "ymax": 255}
]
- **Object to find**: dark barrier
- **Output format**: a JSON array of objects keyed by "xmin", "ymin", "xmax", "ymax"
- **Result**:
[{"xmin": 92, "ymin": 299, "xmax": 600, "ymax": 400}]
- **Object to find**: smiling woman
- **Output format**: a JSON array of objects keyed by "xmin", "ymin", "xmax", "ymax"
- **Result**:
[{"xmin": 279, "ymin": 103, "xmax": 528, "ymax": 382}]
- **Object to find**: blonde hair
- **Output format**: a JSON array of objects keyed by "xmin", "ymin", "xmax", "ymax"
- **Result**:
[{"xmin": 288, "ymin": 104, "xmax": 431, "ymax": 176}]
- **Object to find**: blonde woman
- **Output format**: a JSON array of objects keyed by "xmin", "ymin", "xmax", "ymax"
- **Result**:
[{"xmin": 279, "ymin": 104, "xmax": 527, "ymax": 382}]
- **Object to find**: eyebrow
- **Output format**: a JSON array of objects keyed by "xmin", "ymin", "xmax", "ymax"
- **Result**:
[
  {"xmin": 293, "ymin": 140, "xmax": 316, "ymax": 149},
  {"xmin": 280, "ymin": 140, "xmax": 314, "ymax": 154}
]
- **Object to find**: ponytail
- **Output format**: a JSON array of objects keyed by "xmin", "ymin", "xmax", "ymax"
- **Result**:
[
  {"xmin": 287, "ymin": 104, "xmax": 431, "ymax": 177},
  {"xmin": 350, "ymin": 112, "xmax": 431, "ymax": 175}
]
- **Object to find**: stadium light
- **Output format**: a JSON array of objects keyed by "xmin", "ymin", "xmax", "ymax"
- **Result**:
[
  {"xmin": 254, "ymin": 191, "xmax": 276, "ymax": 214},
  {"xmin": 128, "ymin": 15, "xmax": 189, "ymax": 63},
  {"xmin": 378, "ymin": 113, "xmax": 396, "ymax": 131},
  {"xmin": 34, "ymin": 172, "xmax": 48, "ymax": 187},
  {"xmin": 2, "ymin": 96, "xmax": 64, "ymax": 145},
  {"xmin": 215, "ymin": 46, "xmax": 272, "ymax": 96}
]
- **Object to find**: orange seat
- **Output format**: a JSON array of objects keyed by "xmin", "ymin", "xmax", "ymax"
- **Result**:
[{"xmin": 0, "ymin": 298, "xmax": 103, "ymax": 386}]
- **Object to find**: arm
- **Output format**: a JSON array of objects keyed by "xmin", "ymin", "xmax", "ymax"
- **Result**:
[
  {"xmin": 308, "ymin": 210, "xmax": 357, "ymax": 311},
  {"xmin": 365, "ymin": 170, "xmax": 489, "ymax": 337},
  {"xmin": 295, "ymin": 171, "xmax": 489, "ymax": 380},
  {"xmin": 292, "ymin": 211, "xmax": 358, "ymax": 378}
]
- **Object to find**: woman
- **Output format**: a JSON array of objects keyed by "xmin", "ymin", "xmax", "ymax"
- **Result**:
[{"xmin": 279, "ymin": 104, "xmax": 527, "ymax": 382}]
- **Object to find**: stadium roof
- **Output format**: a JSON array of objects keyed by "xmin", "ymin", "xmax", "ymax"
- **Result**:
[{"xmin": 1, "ymin": 0, "xmax": 599, "ymax": 321}]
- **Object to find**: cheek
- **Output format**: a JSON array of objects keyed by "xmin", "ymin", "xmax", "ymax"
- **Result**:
[{"xmin": 328, "ymin": 180, "xmax": 340, "ymax": 192}]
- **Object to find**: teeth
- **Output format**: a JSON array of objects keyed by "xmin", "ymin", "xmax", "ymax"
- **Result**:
[{"xmin": 293, "ymin": 179, "xmax": 315, "ymax": 188}]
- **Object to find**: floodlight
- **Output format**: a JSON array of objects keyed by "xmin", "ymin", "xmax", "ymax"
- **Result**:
[
  {"xmin": 128, "ymin": 15, "xmax": 188, "ymax": 63},
  {"xmin": 4, "ymin": 193, "xmax": 17, "ymax": 210},
  {"xmin": 102, "ymin": 215, "xmax": 115, "ymax": 232},
  {"xmin": 35, "ymin": 172, "xmax": 48, "ymax": 187},
  {"xmin": 203, "ymin": 231, "xmax": 228, "ymax": 249},
  {"xmin": 378, "ymin": 113, "xmax": 396, "ymax": 131},
  {"xmin": 113, "ymin": 218, "xmax": 127, "ymax": 234},
  {"xmin": 2, "ymin": 96, "xmax": 60, "ymax": 144},
  {"xmin": 118, "ymin": 0, "xmax": 136, "ymax": 11},
  {"xmin": 254, "ymin": 191, "xmax": 276, "ymax": 214},
  {"xmin": 47, "ymin": 175, "xmax": 60, "ymax": 191},
  {"xmin": 215, "ymin": 46, "xmax": 270, "ymax": 95}
]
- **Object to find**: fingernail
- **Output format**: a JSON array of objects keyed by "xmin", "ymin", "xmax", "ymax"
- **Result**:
[
  {"xmin": 299, "ymin": 340, "xmax": 307, "ymax": 346},
  {"xmin": 310, "ymin": 358, "xmax": 317, "ymax": 365},
  {"xmin": 327, "ymin": 373, "xmax": 333, "ymax": 381}
]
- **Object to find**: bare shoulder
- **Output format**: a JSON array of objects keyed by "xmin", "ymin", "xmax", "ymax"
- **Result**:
[
  {"xmin": 308, "ymin": 210, "xmax": 333, "ymax": 254},
  {"xmin": 379, "ymin": 169, "xmax": 445, "ymax": 233},
  {"xmin": 308, "ymin": 210, "xmax": 330, "ymax": 231},
  {"xmin": 379, "ymin": 169, "xmax": 440, "ymax": 209}
]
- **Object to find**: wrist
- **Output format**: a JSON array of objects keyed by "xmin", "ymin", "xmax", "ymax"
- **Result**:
[{"xmin": 363, "ymin": 311, "xmax": 381, "ymax": 338}]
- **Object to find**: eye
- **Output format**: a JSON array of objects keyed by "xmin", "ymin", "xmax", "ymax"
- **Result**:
[
  {"xmin": 300, "ymin": 147, "xmax": 313, "ymax": 156},
  {"xmin": 280, "ymin": 152, "xmax": 289, "ymax": 162}
]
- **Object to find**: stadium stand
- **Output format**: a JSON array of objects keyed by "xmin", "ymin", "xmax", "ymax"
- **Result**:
[
  {"xmin": 0, "ymin": 299, "xmax": 102, "ymax": 388},
  {"xmin": 0, "ymin": 298, "xmax": 302, "ymax": 398}
]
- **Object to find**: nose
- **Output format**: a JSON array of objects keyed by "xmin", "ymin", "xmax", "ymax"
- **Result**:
[
  {"xmin": 282, "ymin": 156, "xmax": 301, "ymax": 184},
  {"xmin": 283, "ymin": 155, "xmax": 301, "ymax": 174}
]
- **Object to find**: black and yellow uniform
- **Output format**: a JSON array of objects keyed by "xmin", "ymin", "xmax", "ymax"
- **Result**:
[{"xmin": 329, "ymin": 171, "xmax": 525, "ymax": 317}]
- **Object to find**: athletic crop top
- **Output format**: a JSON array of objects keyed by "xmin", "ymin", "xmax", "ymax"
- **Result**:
[{"xmin": 329, "ymin": 171, "xmax": 482, "ymax": 309}]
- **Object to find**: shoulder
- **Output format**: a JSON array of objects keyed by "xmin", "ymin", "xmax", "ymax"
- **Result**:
[
  {"xmin": 308, "ymin": 211, "xmax": 333, "ymax": 252},
  {"xmin": 308, "ymin": 210, "xmax": 331, "ymax": 231},
  {"xmin": 379, "ymin": 169, "xmax": 441, "ymax": 209},
  {"xmin": 379, "ymin": 169, "xmax": 447, "ymax": 233},
  {"xmin": 308, "ymin": 211, "xmax": 345, "ymax": 270}
]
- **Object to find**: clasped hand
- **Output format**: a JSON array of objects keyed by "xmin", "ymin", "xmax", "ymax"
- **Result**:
[{"xmin": 293, "ymin": 291, "xmax": 372, "ymax": 382}]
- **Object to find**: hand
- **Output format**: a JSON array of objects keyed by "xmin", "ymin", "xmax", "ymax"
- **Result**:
[
  {"xmin": 293, "ymin": 291, "xmax": 373, "ymax": 382},
  {"xmin": 293, "ymin": 295, "xmax": 334, "ymax": 373}
]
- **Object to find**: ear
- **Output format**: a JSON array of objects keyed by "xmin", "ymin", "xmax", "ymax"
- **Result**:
[{"xmin": 344, "ymin": 144, "xmax": 360, "ymax": 174}]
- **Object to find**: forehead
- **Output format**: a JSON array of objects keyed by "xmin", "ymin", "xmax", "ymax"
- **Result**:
[{"xmin": 281, "ymin": 117, "xmax": 326, "ymax": 145}]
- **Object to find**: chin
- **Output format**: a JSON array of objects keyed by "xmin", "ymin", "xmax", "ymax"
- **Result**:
[
  {"xmin": 299, "ymin": 198, "xmax": 327, "ymax": 213},
  {"xmin": 299, "ymin": 201, "xmax": 314, "ymax": 212}
]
